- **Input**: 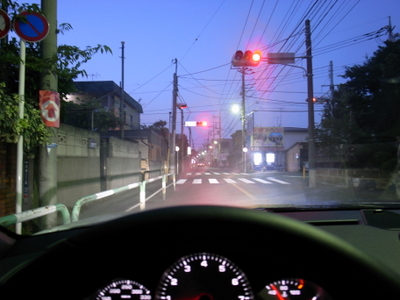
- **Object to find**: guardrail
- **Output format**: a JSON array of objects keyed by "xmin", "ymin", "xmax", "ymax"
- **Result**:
[
  {"xmin": 71, "ymin": 173, "xmax": 175, "ymax": 222},
  {"xmin": 0, "ymin": 173, "xmax": 176, "ymax": 228},
  {"xmin": 0, "ymin": 203, "xmax": 71, "ymax": 227}
]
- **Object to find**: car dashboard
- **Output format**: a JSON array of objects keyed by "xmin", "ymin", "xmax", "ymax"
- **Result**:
[{"xmin": 1, "ymin": 205, "xmax": 400, "ymax": 299}]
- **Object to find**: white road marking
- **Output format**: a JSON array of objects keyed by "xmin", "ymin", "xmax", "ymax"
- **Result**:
[
  {"xmin": 224, "ymin": 178, "xmax": 237, "ymax": 184},
  {"xmin": 267, "ymin": 177, "xmax": 290, "ymax": 184},
  {"xmin": 238, "ymin": 178, "xmax": 255, "ymax": 184},
  {"xmin": 253, "ymin": 178, "xmax": 272, "ymax": 184},
  {"xmin": 209, "ymin": 179, "xmax": 219, "ymax": 184},
  {"xmin": 176, "ymin": 179, "xmax": 187, "ymax": 184}
]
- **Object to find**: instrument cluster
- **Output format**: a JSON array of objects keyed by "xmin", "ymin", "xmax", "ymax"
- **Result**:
[{"xmin": 90, "ymin": 252, "xmax": 332, "ymax": 300}]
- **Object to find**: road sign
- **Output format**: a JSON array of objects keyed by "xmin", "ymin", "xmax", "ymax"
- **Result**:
[
  {"xmin": 14, "ymin": 11, "xmax": 49, "ymax": 42},
  {"xmin": 39, "ymin": 90, "xmax": 60, "ymax": 128},
  {"xmin": 0, "ymin": 9, "xmax": 11, "ymax": 39},
  {"xmin": 267, "ymin": 53, "xmax": 295, "ymax": 65}
]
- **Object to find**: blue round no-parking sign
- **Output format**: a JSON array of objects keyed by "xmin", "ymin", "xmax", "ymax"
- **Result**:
[{"xmin": 14, "ymin": 11, "xmax": 49, "ymax": 42}]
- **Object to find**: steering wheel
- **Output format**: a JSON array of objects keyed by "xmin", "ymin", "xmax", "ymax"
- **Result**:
[{"xmin": 2, "ymin": 205, "xmax": 400, "ymax": 299}]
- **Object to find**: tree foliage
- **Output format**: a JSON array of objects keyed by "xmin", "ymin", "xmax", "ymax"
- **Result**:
[
  {"xmin": 0, "ymin": 2, "xmax": 113, "ymax": 155},
  {"xmin": 316, "ymin": 40, "xmax": 400, "ymax": 170},
  {"xmin": 317, "ymin": 40, "xmax": 400, "ymax": 143}
]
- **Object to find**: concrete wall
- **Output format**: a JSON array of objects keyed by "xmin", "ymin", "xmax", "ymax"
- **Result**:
[
  {"xmin": 57, "ymin": 125, "xmax": 101, "ymax": 208},
  {"xmin": 101, "ymin": 137, "xmax": 141, "ymax": 190},
  {"xmin": 57, "ymin": 124, "xmax": 141, "ymax": 209}
]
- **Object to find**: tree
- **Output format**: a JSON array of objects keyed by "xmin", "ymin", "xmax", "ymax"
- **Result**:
[
  {"xmin": 0, "ymin": 3, "xmax": 113, "ymax": 155},
  {"xmin": 316, "ymin": 40, "xmax": 400, "ymax": 171}
]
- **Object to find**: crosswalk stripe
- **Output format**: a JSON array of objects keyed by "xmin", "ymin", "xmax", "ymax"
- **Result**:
[
  {"xmin": 213, "ymin": 172, "xmax": 221, "ymax": 175},
  {"xmin": 186, "ymin": 173, "xmax": 192, "ymax": 175},
  {"xmin": 224, "ymin": 178, "xmax": 237, "ymax": 184},
  {"xmin": 209, "ymin": 179, "xmax": 219, "ymax": 184},
  {"xmin": 193, "ymin": 179, "xmax": 202, "ymax": 184},
  {"xmin": 176, "ymin": 179, "xmax": 187, "ymax": 184},
  {"xmin": 267, "ymin": 177, "xmax": 290, "ymax": 184},
  {"xmin": 195, "ymin": 173, "xmax": 201, "ymax": 176},
  {"xmin": 238, "ymin": 178, "xmax": 255, "ymax": 184},
  {"xmin": 253, "ymin": 178, "xmax": 272, "ymax": 184},
  {"xmin": 205, "ymin": 173, "xmax": 211, "ymax": 175}
]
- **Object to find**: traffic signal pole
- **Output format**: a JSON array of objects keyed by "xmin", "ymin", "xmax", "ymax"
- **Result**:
[{"xmin": 241, "ymin": 67, "xmax": 247, "ymax": 173}]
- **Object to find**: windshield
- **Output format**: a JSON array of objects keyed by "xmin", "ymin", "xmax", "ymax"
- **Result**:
[{"xmin": 1, "ymin": 0, "xmax": 400, "ymax": 235}]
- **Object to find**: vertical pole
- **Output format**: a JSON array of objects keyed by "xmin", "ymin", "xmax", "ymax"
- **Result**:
[
  {"xmin": 120, "ymin": 41, "xmax": 125, "ymax": 139},
  {"xmin": 305, "ymin": 19, "xmax": 316, "ymax": 188},
  {"xmin": 15, "ymin": 40, "xmax": 25, "ymax": 234},
  {"xmin": 162, "ymin": 174, "xmax": 166, "ymax": 200},
  {"xmin": 170, "ymin": 59, "xmax": 178, "ymax": 175},
  {"xmin": 39, "ymin": 0, "xmax": 58, "ymax": 229},
  {"xmin": 241, "ymin": 67, "xmax": 246, "ymax": 173},
  {"xmin": 180, "ymin": 108, "xmax": 184, "ymax": 173},
  {"xmin": 139, "ymin": 181, "xmax": 146, "ymax": 210}
]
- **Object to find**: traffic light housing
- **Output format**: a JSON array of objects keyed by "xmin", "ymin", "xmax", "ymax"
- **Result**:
[{"xmin": 231, "ymin": 50, "xmax": 262, "ymax": 67}]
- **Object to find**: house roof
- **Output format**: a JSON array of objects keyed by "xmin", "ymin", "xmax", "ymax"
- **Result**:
[{"xmin": 73, "ymin": 81, "xmax": 143, "ymax": 113}]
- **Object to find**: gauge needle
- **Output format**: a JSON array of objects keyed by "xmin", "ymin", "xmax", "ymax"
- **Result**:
[
  {"xmin": 181, "ymin": 293, "xmax": 213, "ymax": 300},
  {"xmin": 270, "ymin": 284, "xmax": 286, "ymax": 300}
]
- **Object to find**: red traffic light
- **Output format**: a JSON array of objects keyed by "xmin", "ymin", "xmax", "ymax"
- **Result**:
[
  {"xmin": 196, "ymin": 121, "xmax": 208, "ymax": 127},
  {"xmin": 231, "ymin": 50, "xmax": 262, "ymax": 67}
]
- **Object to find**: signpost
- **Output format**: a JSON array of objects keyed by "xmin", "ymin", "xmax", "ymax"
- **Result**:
[{"xmin": 13, "ymin": 11, "xmax": 50, "ymax": 233}]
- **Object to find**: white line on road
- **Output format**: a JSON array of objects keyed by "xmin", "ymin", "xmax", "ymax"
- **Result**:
[
  {"xmin": 176, "ymin": 179, "xmax": 187, "ymax": 184},
  {"xmin": 193, "ymin": 179, "xmax": 202, "ymax": 184},
  {"xmin": 223, "ymin": 178, "xmax": 237, "ymax": 184},
  {"xmin": 209, "ymin": 178, "xmax": 219, "ymax": 184},
  {"xmin": 238, "ymin": 178, "xmax": 255, "ymax": 184},
  {"xmin": 267, "ymin": 177, "xmax": 290, "ymax": 184},
  {"xmin": 253, "ymin": 178, "xmax": 272, "ymax": 184}
]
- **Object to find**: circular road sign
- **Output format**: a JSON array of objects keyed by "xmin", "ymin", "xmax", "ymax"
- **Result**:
[
  {"xmin": 0, "ymin": 9, "xmax": 11, "ymax": 39},
  {"xmin": 14, "ymin": 11, "xmax": 49, "ymax": 42}
]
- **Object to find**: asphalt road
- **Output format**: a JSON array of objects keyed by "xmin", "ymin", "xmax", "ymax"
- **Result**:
[{"xmin": 79, "ymin": 167, "xmax": 398, "ymax": 221}]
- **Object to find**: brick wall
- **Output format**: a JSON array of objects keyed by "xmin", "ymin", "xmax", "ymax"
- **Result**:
[{"xmin": 0, "ymin": 142, "xmax": 16, "ymax": 217}]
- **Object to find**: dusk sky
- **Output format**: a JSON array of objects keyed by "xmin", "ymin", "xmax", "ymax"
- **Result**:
[{"xmin": 18, "ymin": 1, "xmax": 400, "ymax": 149}]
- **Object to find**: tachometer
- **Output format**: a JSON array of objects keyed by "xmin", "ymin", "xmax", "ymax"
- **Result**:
[
  {"xmin": 95, "ymin": 279, "xmax": 151, "ymax": 300},
  {"xmin": 155, "ymin": 252, "xmax": 254, "ymax": 300}
]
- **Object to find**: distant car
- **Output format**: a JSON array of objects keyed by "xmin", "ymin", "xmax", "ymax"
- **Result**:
[{"xmin": 197, "ymin": 162, "xmax": 205, "ymax": 167}]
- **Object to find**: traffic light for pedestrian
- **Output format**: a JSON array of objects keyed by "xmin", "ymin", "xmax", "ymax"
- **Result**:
[
  {"xmin": 231, "ymin": 50, "xmax": 262, "ymax": 67},
  {"xmin": 196, "ymin": 121, "xmax": 208, "ymax": 127}
]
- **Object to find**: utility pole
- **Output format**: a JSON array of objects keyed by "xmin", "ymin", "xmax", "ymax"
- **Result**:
[
  {"xmin": 240, "ymin": 67, "xmax": 247, "ymax": 173},
  {"xmin": 39, "ymin": 0, "xmax": 58, "ymax": 229},
  {"xmin": 305, "ymin": 19, "xmax": 316, "ymax": 188},
  {"xmin": 120, "ymin": 41, "xmax": 125, "ymax": 139},
  {"xmin": 169, "ymin": 59, "xmax": 178, "ymax": 175}
]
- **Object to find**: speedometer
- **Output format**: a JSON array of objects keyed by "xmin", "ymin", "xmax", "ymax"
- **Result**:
[
  {"xmin": 95, "ymin": 279, "xmax": 151, "ymax": 300},
  {"xmin": 155, "ymin": 252, "xmax": 254, "ymax": 300}
]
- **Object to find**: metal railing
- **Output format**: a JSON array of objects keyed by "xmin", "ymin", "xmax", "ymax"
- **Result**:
[
  {"xmin": 0, "ymin": 203, "xmax": 71, "ymax": 227},
  {"xmin": 0, "ymin": 173, "xmax": 176, "ymax": 228}
]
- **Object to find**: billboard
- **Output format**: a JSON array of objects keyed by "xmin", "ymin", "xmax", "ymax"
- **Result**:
[{"xmin": 251, "ymin": 127, "xmax": 284, "ymax": 151}]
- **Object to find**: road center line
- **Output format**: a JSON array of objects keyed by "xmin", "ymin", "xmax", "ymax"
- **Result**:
[{"xmin": 231, "ymin": 183, "xmax": 257, "ymax": 200}]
